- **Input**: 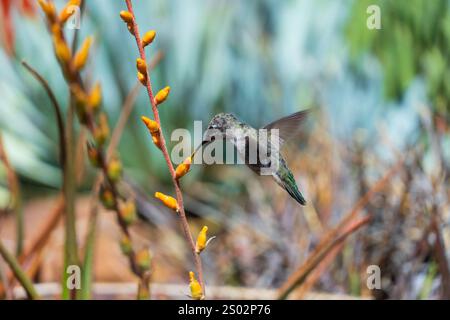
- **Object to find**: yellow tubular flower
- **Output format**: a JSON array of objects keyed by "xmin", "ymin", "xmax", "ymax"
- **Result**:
[
  {"xmin": 119, "ymin": 200, "xmax": 137, "ymax": 225},
  {"xmin": 154, "ymin": 192, "xmax": 179, "ymax": 212},
  {"xmin": 86, "ymin": 142, "xmax": 100, "ymax": 167},
  {"xmin": 137, "ymin": 71, "xmax": 147, "ymax": 86},
  {"xmin": 60, "ymin": 0, "xmax": 81, "ymax": 24},
  {"xmin": 53, "ymin": 36, "xmax": 71, "ymax": 64},
  {"xmin": 119, "ymin": 10, "xmax": 133, "ymax": 24},
  {"xmin": 141, "ymin": 116, "xmax": 159, "ymax": 134},
  {"xmin": 94, "ymin": 113, "xmax": 110, "ymax": 146},
  {"xmin": 189, "ymin": 271, "xmax": 203, "ymax": 300},
  {"xmin": 136, "ymin": 249, "xmax": 152, "ymax": 272},
  {"xmin": 99, "ymin": 185, "xmax": 115, "ymax": 209},
  {"xmin": 175, "ymin": 156, "xmax": 192, "ymax": 180},
  {"xmin": 195, "ymin": 226, "xmax": 208, "ymax": 254},
  {"xmin": 119, "ymin": 235, "xmax": 132, "ymax": 255},
  {"xmin": 107, "ymin": 158, "xmax": 122, "ymax": 182},
  {"xmin": 74, "ymin": 36, "xmax": 93, "ymax": 71},
  {"xmin": 154, "ymin": 86, "xmax": 171, "ymax": 105},
  {"xmin": 152, "ymin": 134, "xmax": 162, "ymax": 149},
  {"xmin": 142, "ymin": 30, "xmax": 156, "ymax": 47},
  {"xmin": 89, "ymin": 83, "xmax": 102, "ymax": 112},
  {"xmin": 38, "ymin": 0, "xmax": 56, "ymax": 22},
  {"xmin": 127, "ymin": 23, "xmax": 134, "ymax": 36},
  {"xmin": 136, "ymin": 58, "xmax": 147, "ymax": 75}
]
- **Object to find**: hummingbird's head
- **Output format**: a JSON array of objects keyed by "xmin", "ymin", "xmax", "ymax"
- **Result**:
[
  {"xmin": 202, "ymin": 113, "xmax": 238, "ymax": 144},
  {"xmin": 207, "ymin": 113, "xmax": 238, "ymax": 130}
]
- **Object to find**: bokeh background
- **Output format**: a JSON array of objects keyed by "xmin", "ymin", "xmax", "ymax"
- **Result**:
[{"xmin": 0, "ymin": 0, "xmax": 449, "ymax": 299}]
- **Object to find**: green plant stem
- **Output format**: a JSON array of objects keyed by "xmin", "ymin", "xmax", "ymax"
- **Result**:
[
  {"xmin": 0, "ymin": 240, "xmax": 39, "ymax": 300},
  {"xmin": 62, "ymin": 100, "xmax": 80, "ymax": 300},
  {"xmin": 79, "ymin": 197, "xmax": 98, "ymax": 300}
]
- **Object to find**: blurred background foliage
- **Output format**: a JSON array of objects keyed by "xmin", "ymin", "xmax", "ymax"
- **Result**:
[
  {"xmin": 1, "ymin": 0, "xmax": 442, "ymax": 190},
  {"xmin": 0, "ymin": 0, "xmax": 449, "ymax": 299},
  {"xmin": 347, "ymin": 0, "xmax": 450, "ymax": 119}
]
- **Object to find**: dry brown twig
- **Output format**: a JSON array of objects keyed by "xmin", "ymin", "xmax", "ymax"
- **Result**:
[{"xmin": 277, "ymin": 158, "xmax": 404, "ymax": 299}]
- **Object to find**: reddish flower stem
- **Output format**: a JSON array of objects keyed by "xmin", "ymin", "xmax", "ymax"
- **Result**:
[{"xmin": 124, "ymin": 0, "xmax": 205, "ymax": 295}]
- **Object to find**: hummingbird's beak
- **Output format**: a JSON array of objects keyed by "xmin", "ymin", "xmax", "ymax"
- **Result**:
[{"xmin": 191, "ymin": 140, "xmax": 207, "ymax": 159}]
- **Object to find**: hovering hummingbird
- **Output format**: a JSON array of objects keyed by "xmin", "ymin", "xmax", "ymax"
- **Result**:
[{"xmin": 197, "ymin": 110, "xmax": 309, "ymax": 205}]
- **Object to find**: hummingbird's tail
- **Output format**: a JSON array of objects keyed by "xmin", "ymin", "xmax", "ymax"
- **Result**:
[
  {"xmin": 276, "ymin": 171, "xmax": 306, "ymax": 206},
  {"xmin": 284, "ymin": 180, "xmax": 306, "ymax": 206}
]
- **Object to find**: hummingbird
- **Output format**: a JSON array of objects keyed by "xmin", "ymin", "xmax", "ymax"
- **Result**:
[{"xmin": 197, "ymin": 110, "xmax": 309, "ymax": 205}]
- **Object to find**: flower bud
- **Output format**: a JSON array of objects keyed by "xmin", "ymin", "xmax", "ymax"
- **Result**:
[
  {"xmin": 100, "ymin": 185, "xmax": 115, "ymax": 210},
  {"xmin": 60, "ymin": 0, "xmax": 81, "ymax": 24},
  {"xmin": 142, "ymin": 30, "xmax": 156, "ymax": 47},
  {"xmin": 86, "ymin": 142, "xmax": 100, "ymax": 167},
  {"xmin": 88, "ymin": 82, "xmax": 102, "ymax": 112},
  {"xmin": 119, "ymin": 235, "xmax": 132, "ymax": 255},
  {"xmin": 189, "ymin": 271, "xmax": 203, "ymax": 300},
  {"xmin": 127, "ymin": 23, "xmax": 134, "ymax": 36},
  {"xmin": 107, "ymin": 157, "xmax": 122, "ymax": 182},
  {"xmin": 119, "ymin": 199, "xmax": 137, "ymax": 225},
  {"xmin": 154, "ymin": 192, "xmax": 179, "ymax": 212},
  {"xmin": 141, "ymin": 116, "xmax": 159, "ymax": 134},
  {"xmin": 53, "ymin": 36, "xmax": 71, "ymax": 64},
  {"xmin": 119, "ymin": 10, "xmax": 133, "ymax": 23},
  {"xmin": 136, "ymin": 249, "xmax": 152, "ymax": 272},
  {"xmin": 71, "ymin": 84, "xmax": 87, "ymax": 120},
  {"xmin": 136, "ymin": 58, "xmax": 147, "ymax": 75},
  {"xmin": 195, "ymin": 226, "xmax": 208, "ymax": 254},
  {"xmin": 73, "ymin": 36, "xmax": 93, "ymax": 71},
  {"xmin": 137, "ymin": 71, "xmax": 147, "ymax": 86},
  {"xmin": 94, "ymin": 113, "xmax": 110, "ymax": 146},
  {"xmin": 175, "ymin": 156, "xmax": 192, "ymax": 180},
  {"xmin": 152, "ymin": 134, "xmax": 162, "ymax": 149},
  {"xmin": 154, "ymin": 86, "xmax": 170, "ymax": 105},
  {"xmin": 38, "ymin": 0, "xmax": 56, "ymax": 22}
]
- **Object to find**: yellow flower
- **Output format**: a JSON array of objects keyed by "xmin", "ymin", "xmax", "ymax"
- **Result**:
[
  {"xmin": 142, "ymin": 30, "xmax": 156, "ymax": 47},
  {"xmin": 86, "ymin": 142, "xmax": 100, "ymax": 167},
  {"xmin": 127, "ymin": 23, "xmax": 134, "ymax": 36},
  {"xmin": 119, "ymin": 235, "xmax": 132, "ymax": 255},
  {"xmin": 73, "ymin": 36, "xmax": 93, "ymax": 71},
  {"xmin": 152, "ymin": 134, "xmax": 162, "ymax": 149},
  {"xmin": 99, "ymin": 185, "xmax": 115, "ymax": 210},
  {"xmin": 141, "ymin": 116, "xmax": 159, "ymax": 134},
  {"xmin": 154, "ymin": 192, "xmax": 179, "ymax": 212},
  {"xmin": 175, "ymin": 156, "xmax": 192, "ymax": 180},
  {"xmin": 154, "ymin": 86, "xmax": 171, "ymax": 105},
  {"xmin": 107, "ymin": 157, "xmax": 122, "ymax": 182},
  {"xmin": 137, "ymin": 71, "xmax": 147, "ymax": 86},
  {"xmin": 88, "ymin": 82, "xmax": 102, "ymax": 111},
  {"xmin": 60, "ymin": 0, "xmax": 81, "ymax": 24},
  {"xmin": 71, "ymin": 84, "xmax": 87, "ymax": 120},
  {"xmin": 119, "ymin": 10, "xmax": 133, "ymax": 24},
  {"xmin": 119, "ymin": 199, "xmax": 137, "ymax": 225},
  {"xmin": 53, "ymin": 36, "xmax": 71, "ymax": 64},
  {"xmin": 136, "ymin": 58, "xmax": 147, "ymax": 75},
  {"xmin": 38, "ymin": 0, "xmax": 56, "ymax": 22},
  {"xmin": 94, "ymin": 113, "xmax": 110, "ymax": 146},
  {"xmin": 189, "ymin": 271, "xmax": 203, "ymax": 300},
  {"xmin": 195, "ymin": 226, "xmax": 208, "ymax": 254},
  {"xmin": 136, "ymin": 249, "xmax": 152, "ymax": 272}
]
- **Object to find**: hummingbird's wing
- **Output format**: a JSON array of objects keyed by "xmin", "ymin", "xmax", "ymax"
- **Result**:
[{"xmin": 263, "ymin": 109, "xmax": 310, "ymax": 146}]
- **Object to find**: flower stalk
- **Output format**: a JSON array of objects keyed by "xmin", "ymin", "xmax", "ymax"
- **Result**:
[
  {"xmin": 122, "ymin": 0, "xmax": 206, "ymax": 295},
  {"xmin": 37, "ymin": 0, "xmax": 151, "ymax": 299}
]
